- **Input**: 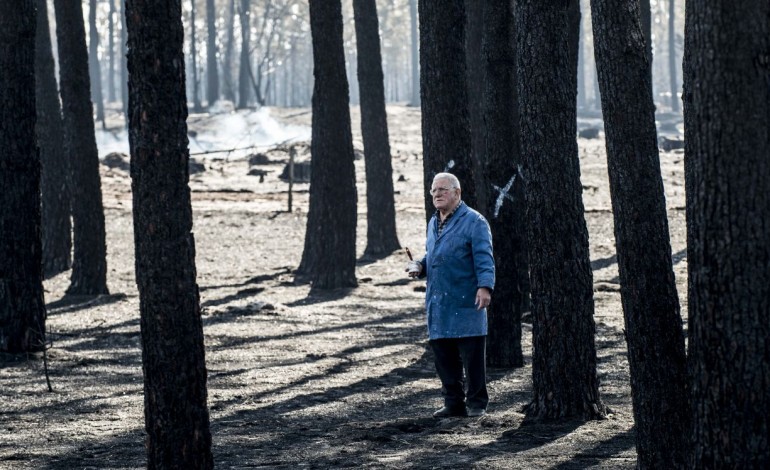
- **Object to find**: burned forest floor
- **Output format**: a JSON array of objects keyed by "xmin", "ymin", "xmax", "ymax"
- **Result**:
[{"xmin": 0, "ymin": 104, "xmax": 688, "ymax": 469}]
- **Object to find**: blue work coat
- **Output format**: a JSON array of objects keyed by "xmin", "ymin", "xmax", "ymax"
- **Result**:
[{"xmin": 419, "ymin": 202, "xmax": 495, "ymax": 340}]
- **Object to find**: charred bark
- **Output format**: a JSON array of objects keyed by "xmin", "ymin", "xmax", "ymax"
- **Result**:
[
  {"xmin": 35, "ymin": 0, "xmax": 72, "ymax": 278},
  {"xmin": 683, "ymin": 0, "xmax": 770, "ymax": 465},
  {"xmin": 481, "ymin": 0, "xmax": 526, "ymax": 369},
  {"xmin": 126, "ymin": 0, "xmax": 214, "ymax": 467},
  {"xmin": 352, "ymin": 0, "xmax": 400, "ymax": 258},
  {"xmin": 206, "ymin": 0, "xmax": 219, "ymax": 105},
  {"xmin": 54, "ymin": 0, "xmax": 109, "ymax": 295},
  {"xmin": 0, "ymin": 0, "xmax": 47, "ymax": 353},
  {"xmin": 297, "ymin": 0, "xmax": 358, "ymax": 289},
  {"xmin": 515, "ymin": 0, "xmax": 606, "ymax": 421},
  {"xmin": 590, "ymin": 0, "xmax": 689, "ymax": 465},
  {"xmin": 418, "ymin": 0, "xmax": 475, "ymax": 220}
]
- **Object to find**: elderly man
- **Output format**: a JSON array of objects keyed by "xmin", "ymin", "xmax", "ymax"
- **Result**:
[{"xmin": 407, "ymin": 172, "xmax": 495, "ymax": 418}]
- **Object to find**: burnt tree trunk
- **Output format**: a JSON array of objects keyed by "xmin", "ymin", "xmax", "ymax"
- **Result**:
[
  {"xmin": 418, "ymin": 0, "xmax": 475, "ymax": 220},
  {"xmin": 125, "ymin": 0, "xmax": 214, "ymax": 467},
  {"xmin": 668, "ymin": 0, "xmax": 679, "ymax": 112},
  {"xmin": 297, "ymin": 0, "xmax": 358, "ymax": 289},
  {"xmin": 35, "ymin": 0, "xmax": 72, "ymax": 278},
  {"xmin": 223, "ymin": 0, "xmax": 236, "ymax": 102},
  {"xmin": 54, "ymin": 0, "xmax": 110, "ymax": 295},
  {"xmin": 515, "ymin": 0, "xmax": 606, "ymax": 421},
  {"xmin": 237, "ymin": 0, "xmax": 251, "ymax": 108},
  {"xmin": 88, "ymin": 0, "xmax": 105, "ymax": 126},
  {"xmin": 352, "ymin": 0, "xmax": 400, "ymax": 258},
  {"xmin": 590, "ymin": 0, "xmax": 689, "ymax": 466},
  {"xmin": 0, "ymin": 0, "xmax": 47, "ymax": 353},
  {"xmin": 206, "ymin": 0, "xmax": 219, "ymax": 105},
  {"xmin": 465, "ymin": 0, "xmax": 487, "ymax": 213},
  {"xmin": 107, "ymin": 0, "xmax": 116, "ymax": 102},
  {"xmin": 190, "ymin": 0, "xmax": 203, "ymax": 112},
  {"xmin": 409, "ymin": 0, "xmax": 419, "ymax": 107},
  {"xmin": 683, "ymin": 0, "xmax": 770, "ymax": 466},
  {"xmin": 482, "ymin": 0, "xmax": 526, "ymax": 369},
  {"xmin": 121, "ymin": 2, "xmax": 128, "ymax": 120}
]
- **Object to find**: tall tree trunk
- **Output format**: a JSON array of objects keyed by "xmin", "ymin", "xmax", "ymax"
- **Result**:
[
  {"xmin": 465, "ymin": 0, "xmax": 487, "ymax": 215},
  {"xmin": 353, "ymin": 0, "xmax": 400, "ymax": 258},
  {"xmin": 640, "ymin": 0, "xmax": 652, "ymax": 84},
  {"xmin": 590, "ymin": 0, "xmax": 689, "ymax": 466},
  {"xmin": 88, "ymin": 0, "xmax": 105, "ymax": 126},
  {"xmin": 190, "ymin": 0, "xmax": 203, "ymax": 112},
  {"xmin": 36, "ymin": 0, "xmax": 72, "ymax": 278},
  {"xmin": 107, "ymin": 0, "xmax": 116, "ymax": 102},
  {"xmin": 0, "ymin": 0, "xmax": 47, "ymax": 353},
  {"xmin": 0, "ymin": 0, "xmax": 46, "ymax": 353},
  {"xmin": 54, "ymin": 0, "xmax": 110, "ymax": 295},
  {"xmin": 577, "ymin": 1, "xmax": 587, "ymax": 110},
  {"xmin": 223, "ymin": 0, "xmax": 236, "ymax": 102},
  {"xmin": 237, "ymin": 0, "xmax": 251, "ymax": 108},
  {"xmin": 515, "ymin": 0, "xmax": 606, "ymax": 421},
  {"xmin": 206, "ymin": 0, "xmax": 219, "ymax": 105},
  {"xmin": 481, "ymin": 0, "xmax": 526, "ymax": 369},
  {"xmin": 121, "ymin": 2, "xmax": 128, "ymax": 121},
  {"xmin": 125, "ymin": 0, "xmax": 214, "ymax": 467},
  {"xmin": 684, "ymin": 0, "xmax": 770, "ymax": 466},
  {"xmin": 297, "ymin": 0, "xmax": 358, "ymax": 289},
  {"xmin": 667, "ymin": 0, "xmax": 679, "ymax": 112},
  {"xmin": 418, "ymin": 0, "xmax": 475, "ymax": 220},
  {"xmin": 409, "ymin": 0, "xmax": 419, "ymax": 107}
]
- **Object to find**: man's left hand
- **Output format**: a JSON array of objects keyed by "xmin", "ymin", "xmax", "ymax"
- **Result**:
[{"xmin": 475, "ymin": 287, "xmax": 491, "ymax": 310}]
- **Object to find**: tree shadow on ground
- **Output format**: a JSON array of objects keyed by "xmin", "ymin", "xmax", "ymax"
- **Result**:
[
  {"xmin": 284, "ymin": 287, "xmax": 355, "ymax": 307},
  {"xmin": 46, "ymin": 293, "xmax": 128, "ymax": 316},
  {"xmin": 551, "ymin": 428, "xmax": 636, "ymax": 469},
  {"xmin": 198, "ymin": 267, "xmax": 292, "ymax": 292}
]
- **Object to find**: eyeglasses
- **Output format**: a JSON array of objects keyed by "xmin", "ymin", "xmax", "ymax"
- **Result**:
[{"xmin": 429, "ymin": 186, "xmax": 455, "ymax": 196}]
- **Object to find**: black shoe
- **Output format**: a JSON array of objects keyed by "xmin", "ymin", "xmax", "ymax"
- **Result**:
[
  {"xmin": 466, "ymin": 408, "xmax": 486, "ymax": 417},
  {"xmin": 433, "ymin": 406, "xmax": 467, "ymax": 418}
]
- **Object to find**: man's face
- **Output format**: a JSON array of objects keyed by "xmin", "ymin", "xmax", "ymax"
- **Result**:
[{"xmin": 431, "ymin": 178, "xmax": 461, "ymax": 212}]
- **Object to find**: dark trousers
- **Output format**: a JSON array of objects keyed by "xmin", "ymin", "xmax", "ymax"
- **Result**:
[{"xmin": 429, "ymin": 336, "xmax": 488, "ymax": 411}]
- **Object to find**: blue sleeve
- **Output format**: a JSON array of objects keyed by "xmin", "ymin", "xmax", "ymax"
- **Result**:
[{"xmin": 472, "ymin": 215, "xmax": 495, "ymax": 291}]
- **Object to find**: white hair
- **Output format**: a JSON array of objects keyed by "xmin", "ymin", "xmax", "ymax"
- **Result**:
[{"xmin": 433, "ymin": 172, "xmax": 461, "ymax": 190}]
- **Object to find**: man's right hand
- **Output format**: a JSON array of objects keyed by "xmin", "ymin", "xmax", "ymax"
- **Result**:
[{"xmin": 405, "ymin": 260, "xmax": 422, "ymax": 278}]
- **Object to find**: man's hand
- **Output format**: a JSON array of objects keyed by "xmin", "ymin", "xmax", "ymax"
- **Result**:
[
  {"xmin": 475, "ymin": 287, "xmax": 492, "ymax": 310},
  {"xmin": 405, "ymin": 260, "xmax": 422, "ymax": 278}
]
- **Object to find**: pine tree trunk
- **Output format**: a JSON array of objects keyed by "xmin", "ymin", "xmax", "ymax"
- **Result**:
[
  {"xmin": 465, "ymin": 0, "xmax": 487, "ymax": 214},
  {"xmin": 0, "ymin": 0, "xmax": 47, "ymax": 353},
  {"xmin": 515, "ymin": 0, "xmax": 606, "ymax": 421},
  {"xmin": 121, "ymin": 3, "xmax": 128, "ymax": 121},
  {"xmin": 352, "ymin": 0, "xmax": 400, "ymax": 258},
  {"xmin": 107, "ymin": 0, "xmax": 116, "ymax": 102},
  {"xmin": 237, "ymin": 0, "xmax": 251, "ymax": 108},
  {"xmin": 667, "ymin": 0, "xmax": 679, "ymax": 112},
  {"xmin": 88, "ymin": 0, "xmax": 105, "ymax": 126},
  {"xmin": 297, "ymin": 0, "xmax": 358, "ymax": 290},
  {"xmin": 206, "ymin": 0, "xmax": 219, "ymax": 105},
  {"xmin": 125, "ymin": 0, "xmax": 213, "ymax": 467},
  {"xmin": 683, "ymin": 0, "xmax": 770, "ymax": 465},
  {"xmin": 54, "ymin": 0, "xmax": 110, "ymax": 295},
  {"xmin": 481, "ymin": 0, "xmax": 525, "ymax": 369},
  {"xmin": 590, "ymin": 0, "xmax": 689, "ymax": 466},
  {"xmin": 190, "ymin": 0, "xmax": 203, "ymax": 112},
  {"xmin": 409, "ymin": 0, "xmax": 419, "ymax": 107},
  {"xmin": 35, "ymin": 0, "xmax": 72, "ymax": 278},
  {"xmin": 223, "ymin": 0, "xmax": 236, "ymax": 102},
  {"xmin": 418, "ymin": 0, "xmax": 475, "ymax": 220}
]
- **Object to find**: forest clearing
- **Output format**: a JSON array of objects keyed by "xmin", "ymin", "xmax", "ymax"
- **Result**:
[{"xmin": 1, "ymin": 104, "xmax": 689, "ymax": 469}]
